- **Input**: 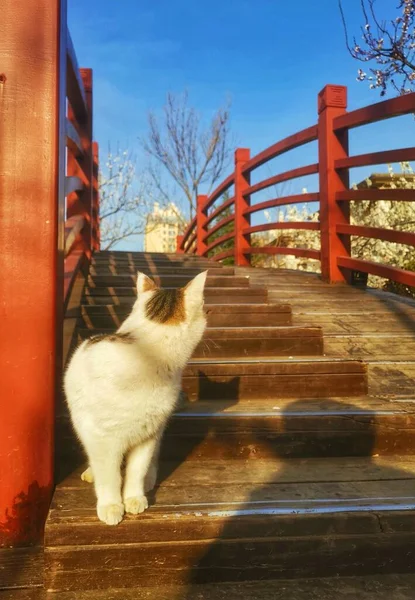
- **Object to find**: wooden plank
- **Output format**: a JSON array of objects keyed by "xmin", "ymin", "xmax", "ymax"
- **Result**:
[
  {"xmin": 77, "ymin": 303, "xmax": 292, "ymax": 329},
  {"xmin": 44, "ymin": 533, "xmax": 415, "ymax": 590},
  {"xmin": 65, "ymin": 175, "xmax": 83, "ymax": 196},
  {"xmin": 337, "ymin": 257, "xmax": 415, "ymax": 288},
  {"xmin": 90, "ymin": 266, "xmax": 235, "ymax": 276},
  {"xmin": 0, "ymin": 547, "xmax": 43, "ymax": 590},
  {"xmin": 245, "ymin": 164, "xmax": 319, "ymax": 196},
  {"xmin": 333, "ymin": 91, "xmax": 415, "ymax": 131},
  {"xmin": 66, "ymin": 119, "xmax": 82, "ymax": 157},
  {"xmin": 335, "ymin": 147, "xmax": 415, "ymax": 171},
  {"xmin": 65, "ymin": 28, "xmax": 87, "ymax": 123},
  {"xmin": 33, "ymin": 574, "xmax": 415, "ymax": 600},
  {"xmin": 77, "ymin": 326, "xmax": 324, "ymax": 358},
  {"xmin": 242, "ymin": 125, "xmax": 318, "ymax": 175},
  {"xmin": 325, "ymin": 336, "xmax": 415, "ymax": 360},
  {"xmin": 337, "ymin": 224, "xmax": 415, "ymax": 248},
  {"xmin": 82, "ymin": 288, "xmax": 268, "ymax": 306},
  {"xmin": 86, "ymin": 275, "xmax": 250, "ymax": 288},
  {"xmin": 244, "ymin": 193, "xmax": 319, "ymax": 217}
]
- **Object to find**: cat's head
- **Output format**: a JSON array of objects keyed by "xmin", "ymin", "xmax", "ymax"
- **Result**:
[{"xmin": 125, "ymin": 270, "xmax": 208, "ymax": 367}]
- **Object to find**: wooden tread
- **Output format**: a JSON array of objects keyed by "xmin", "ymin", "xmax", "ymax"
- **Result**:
[
  {"xmin": 182, "ymin": 357, "xmax": 368, "ymax": 399},
  {"xmin": 90, "ymin": 266, "xmax": 236, "ymax": 276},
  {"xmin": 77, "ymin": 326, "xmax": 324, "ymax": 358},
  {"xmin": 78, "ymin": 303, "xmax": 292, "ymax": 328},
  {"xmin": 46, "ymin": 455, "xmax": 415, "ymax": 590},
  {"xmin": 35, "ymin": 574, "xmax": 415, "ymax": 599},
  {"xmin": 87, "ymin": 274, "xmax": 247, "ymax": 288},
  {"xmin": 83, "ymin": 286, "xmax": 269, "ymax": 305}
]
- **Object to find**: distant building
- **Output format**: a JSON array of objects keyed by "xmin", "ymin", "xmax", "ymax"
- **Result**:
[{"xmin": 144, "ymin": 202, "xmax": 183, "ymax": 253}]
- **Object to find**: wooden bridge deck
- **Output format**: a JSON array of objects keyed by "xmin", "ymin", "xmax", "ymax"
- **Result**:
[{"xmin": 4, "ymin": 252, "xmax": 415, "ymax": 598}]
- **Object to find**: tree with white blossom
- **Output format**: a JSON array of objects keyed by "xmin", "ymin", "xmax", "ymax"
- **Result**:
[
  {"xmin": 253, "ymin": 163, "xmax": 415, "ymax": 295},
  {"xmin": 339, "ymin": 0, "xmax": 415, "ymax": 95},
  {"xmin": 98, "ymin": 148, "xmax": 172, "ymax": 250}
]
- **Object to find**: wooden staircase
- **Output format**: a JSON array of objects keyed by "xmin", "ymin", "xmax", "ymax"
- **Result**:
[{"xmin": 45, "ymin": 252, "xmax": 415, "ymax": 596}]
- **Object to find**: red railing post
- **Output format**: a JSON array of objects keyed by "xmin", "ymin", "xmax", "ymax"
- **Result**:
[
  {"xmin": 318, "ymin": 85, "xmax": 351, "ymax": 283},
  {"xmin": 0, "ymin": 0, "xmax": 66, "ymax": 545},
  {"xmin": 234, "ymin": 148, "xmax": 251, "ymax": 266},
  {"xmin": 92, "ymin": 141, "xmax": 100, "ymax": 251},
  {"xmin": 196, "ymin": 194, "xmax": 208, "ymax": 256},
  {"xmin": 176, "ymin": 235, "xmax": 184, "ymax": 253}
]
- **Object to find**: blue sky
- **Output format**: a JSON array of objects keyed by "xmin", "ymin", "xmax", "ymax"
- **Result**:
[{"xmin": 68, "ymin": 0, "xmax": 415, "ymax": 248}]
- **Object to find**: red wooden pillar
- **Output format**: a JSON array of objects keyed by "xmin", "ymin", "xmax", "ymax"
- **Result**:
[
  {"xmin": 92, "ymin": 141, "xmax": 100, "ymax": 251},
  {"xmin": 234, "ymin": 148, "xmax": 251, "ymax": 266},
  {"xmin": 176, "ymin": 235, "xmax": 184, "ymax": 254},
  {"xmin": 196, "ymin": 195, "xmax": 208, "ymax": 256},
  {"xmin": 318, "ymin": 85, "xmax": 351, "ymax": 283},
  {"xmin": 0, "ymin": 0, "xmax": 66, "ymax": 545}
]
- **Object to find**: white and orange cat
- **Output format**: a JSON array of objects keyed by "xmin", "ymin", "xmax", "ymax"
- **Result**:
[{"xmin": 64, "ymin": 270, "xmax": 207, "ymax": 525}]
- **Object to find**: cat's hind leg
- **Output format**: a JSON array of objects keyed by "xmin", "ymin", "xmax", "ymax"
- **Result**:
[
  {"xmin": 84, "ymin": 438, "xmax": 125, "ymax": 525},
  {"xmin": 123, "ymin": 436, "xmax": 160, "ymax": 515},
  {"xmin": 144, "ymin": 436, "xmax": 162, "ymax": 493},
  {"xmin": 81, "ymin": 466, "xmax": 94, "ymax": 483}
]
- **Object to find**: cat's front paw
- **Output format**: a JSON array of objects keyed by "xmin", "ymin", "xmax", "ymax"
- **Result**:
[
  {"xmin": 97, "ymin": 503, "xmax": 124, "ymax": 526},
  {"xmin": 124, "ymin": 496, "xmax": 148, "ymax": 515}
]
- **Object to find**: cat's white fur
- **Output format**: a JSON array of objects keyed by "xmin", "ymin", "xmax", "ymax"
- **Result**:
[{"xmin": 64, "ymin": 270, "xmax": 207, "ymax": 525}]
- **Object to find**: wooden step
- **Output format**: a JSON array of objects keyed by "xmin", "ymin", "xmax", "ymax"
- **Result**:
[
  {"xmin": 77, "ymin": 326, "xmax": 324, "ymax": 358},
  {"xmin": 87, "ymin": 274, "xmax": 250, "ymax": 288},
  {"xmin": 77, "ymin": 303, "xmax": 292, "ymax": 329},
  {"xmin": 82, "ymin": 287, "xmax": 269, "ymax": 305},
  {"xmin": 56, "ymin": 397, "xmax": 415, "ymax": 470},
  {"xmin": 90, "ymin": 265, "xmax": 235, "ymax": 276},
  {"xmin": 92, "ymin": 255, "xmax": 223, "ymax": 266},
  {"xmin": 45, "ymin": 456, "xmax": 415, "ymax": 591},
  {"xmin": 182, "ymin": 358, "xmax": 368, "ymax": 400},
  {"xmin": 38, "ymin": 574, "xmax": 415, "ymax": 599}
]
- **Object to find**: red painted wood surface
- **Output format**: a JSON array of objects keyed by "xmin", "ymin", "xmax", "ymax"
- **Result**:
[
  {"xmin": 333, "ymin": 92, "xmax": 415, "ymax": 131},
  {"xmin": 196, "ymin": 195, "xmax": 208, "ymax": 255},
  {"xmin": 202, "ymin": 214, "xmax": 234, "ymax": 244},
  {"xmin": 318, "ymin": 85, "xmax": 351, "ymax": 283},
  {"xmin": 181, "ymin": 84, "xmax": 415, "ymax": 289},
  {"xmin": 246, "ymin": 246, "xmax": 321, "ymax": 260},
  {"xmin": 337, "ymin": 257, "xmax": 415, "ymax": 287},
  {"xmin": 245, "ymin": 163, "xmax": 318, "ymax": 197},
  {"xmin": 244, "ymin": 222, "xmax": 320, "ymax": 235},
  {"xmin": 336, "ymin": 224, "xmax": 415, "ymax": 248},
  {"xmin": 0, "ymin": 0, "xmax": 67, "ymax": 546},
  {"xmin": 242, "ymin": 125, "xmax": 318, "ymax": 174},
  {"xmin": 204, "ymin": 196, "xmax": 235, "ymax": 229},
  {"xmin": 92, "ymin": 142, "xmax": 100, "ymax": 251},
  {"xmin": 243, "ymin": 193, "xmax": 319, "ymax": 217},
  {"xmin": 176, "ymin": 235, "xmax": 184, "ymax": 253},
  {"xmin": 234, "ymin": 148, "xmax": 251, "ymax": 266}
]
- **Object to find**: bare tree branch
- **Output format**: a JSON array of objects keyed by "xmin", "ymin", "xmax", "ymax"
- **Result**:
[{"xmin": 141, "ymin": 91, "xmax": 233, "ymax": 218}]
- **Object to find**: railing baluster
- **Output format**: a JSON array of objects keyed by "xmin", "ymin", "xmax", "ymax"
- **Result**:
[
  {"xmin": 196, "ymin": 194, "xmax": 208, "ymax": 256},
  {"xmin": 234, "ymin": 148, "xmax": 251, "ymax": 266}
]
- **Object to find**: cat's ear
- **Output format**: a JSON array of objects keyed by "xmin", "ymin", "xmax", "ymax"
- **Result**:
[
  {"xmin": 136, "ymin": 271, "xmax": 158, "ymax": 295},
  {"xmin": 184, "ymin": 271, "xmax": 208, "ymax": 305}
]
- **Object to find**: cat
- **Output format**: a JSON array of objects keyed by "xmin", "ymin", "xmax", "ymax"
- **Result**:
[{"xmin": 64, "ymin": 270, "xmax": 207, "ymax": 525}]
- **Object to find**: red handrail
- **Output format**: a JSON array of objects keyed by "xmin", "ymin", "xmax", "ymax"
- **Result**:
[{"xmin": 178, "ymin": 84, "xmax": 415, "ymax": 288}]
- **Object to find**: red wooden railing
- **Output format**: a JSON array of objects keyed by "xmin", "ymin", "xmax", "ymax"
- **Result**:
[
  {"xmin": 1, "ymin": 0, "xmax": 98, "ymax": 545},
  {"xmin": 179, "ymin": 85, "xmax": 415, "ymax": 287}
]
